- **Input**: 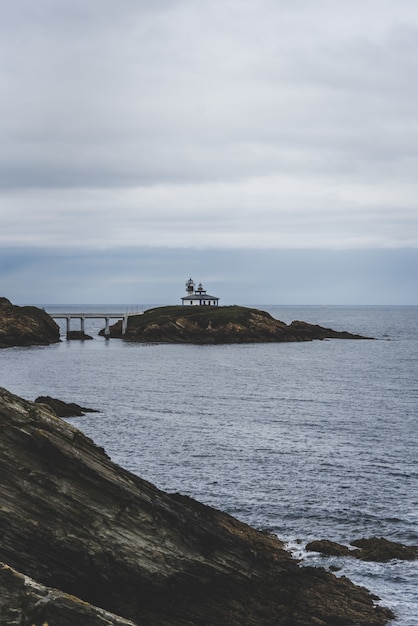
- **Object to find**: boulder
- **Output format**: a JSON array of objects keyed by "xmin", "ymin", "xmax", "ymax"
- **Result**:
[
  {"xmin": 351, "ymin": 537, "xmax": 418, "ymax": 562},
  {"xmin": 0, "ymin": 297, "xmax": 60, "ymax": 348},
  {"xmin": 0, "ymin": 386, "xmax": 393, "ymax": 625},
  {"xmin": 307, "ymin": 537, "xmax": 418, "ymax": 562},
  {"xmin": 306, "ymin": 540, "xmax": 353, "ymax": 557},
  {"xmin": 102, "ymin": 305, "xmax": 372, "ymax": 344}
]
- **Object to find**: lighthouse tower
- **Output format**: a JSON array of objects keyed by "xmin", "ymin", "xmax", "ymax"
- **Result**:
[{"xmin": 185, "ymin": 278, "xmax": 195, "ymax": 295}]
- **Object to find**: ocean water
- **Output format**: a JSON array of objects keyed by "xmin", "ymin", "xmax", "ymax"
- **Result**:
[{"xmin": 1, "ymin": 305, "xmax": 417, "ymax": 624}]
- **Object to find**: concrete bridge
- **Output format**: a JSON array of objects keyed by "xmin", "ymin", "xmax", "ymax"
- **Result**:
[{"xmin": 49, "ymin": 311, "xmax": 139, "ymax": 338}]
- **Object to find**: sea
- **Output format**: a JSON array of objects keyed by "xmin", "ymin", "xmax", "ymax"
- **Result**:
[{"xmin": 1, "ymin": 304, "xmax": 417, "ymax": 625}]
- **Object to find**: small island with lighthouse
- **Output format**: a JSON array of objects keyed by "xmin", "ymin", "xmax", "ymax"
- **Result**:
[{"xmin": 101, "ymin": 278, "xmax": 372, "ymax": 344}]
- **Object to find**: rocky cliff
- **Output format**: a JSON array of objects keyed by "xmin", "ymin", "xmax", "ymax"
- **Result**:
[
  {"xmin": 0, "ymin": 386, "xmax": 392, "ymax": 625},
  {"xmin": 0, "ymin": 297, "xmax": 60, "ymax": 348},
  {"xmin": 103, "ymin": 305, "xmax": 371, "ymax": 344}
]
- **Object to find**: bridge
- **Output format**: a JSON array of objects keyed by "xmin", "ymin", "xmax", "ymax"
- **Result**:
[{"xmin": 48, "ymin": 311, "xmax": 140, "ymax": 338}]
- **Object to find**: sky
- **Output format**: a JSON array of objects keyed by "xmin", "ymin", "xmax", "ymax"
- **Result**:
[{"xmin": 1, "ymin": 0, "xmax": 418, "ymax": 305}]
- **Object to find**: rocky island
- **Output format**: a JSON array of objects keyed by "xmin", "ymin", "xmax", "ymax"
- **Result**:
[
  {"xmin": 0, "ymin": 297, "xmax": 60, "ymax": 348},
  {"xmin": 102, "ymin": 305, "xmax": 371, "ymax": 344},
  {"xmin": 0, "ymin": 386, "xmax": 393, "ymax": 625},
  {"xmin": 306, "ymin": 537, "xmax": 418, "ymax": 562}
]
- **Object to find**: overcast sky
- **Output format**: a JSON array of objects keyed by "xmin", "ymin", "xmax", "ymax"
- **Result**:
[{"xmin": 1, "ymin": 0, "xmax": 417, "ymax": 304}]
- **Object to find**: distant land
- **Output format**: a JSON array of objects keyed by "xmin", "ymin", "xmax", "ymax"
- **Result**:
[{"xmin": 0, "ymin": 297, "xmax": 373, "ymax": 347}]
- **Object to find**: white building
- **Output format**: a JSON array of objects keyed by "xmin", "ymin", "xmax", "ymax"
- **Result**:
[{"xmin": 181, "ymin": 278, "xmax": 219, "ymax": 306}]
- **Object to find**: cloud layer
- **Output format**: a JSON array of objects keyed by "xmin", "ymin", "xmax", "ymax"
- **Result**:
[{"xmin": 1, "ymin": 0, "xmax": 418, "ymax": 253}]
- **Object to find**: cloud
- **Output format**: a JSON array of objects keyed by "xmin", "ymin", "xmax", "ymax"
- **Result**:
[
  {"xmin": 1, "ymin": 178, "xmax": 417, "ymax": 250},
  {"xmin": 2, "ymin": 1, "xmax": 418, "ymax": 191}
]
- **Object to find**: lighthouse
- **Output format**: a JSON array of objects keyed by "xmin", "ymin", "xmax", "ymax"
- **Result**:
[
  {"xmin": 185, "ymin": 278, "xmax": 195, "ymax": 295},
  {"xmin": 181, "ymin": 278, "xmax": 219, "ymax": 306}
]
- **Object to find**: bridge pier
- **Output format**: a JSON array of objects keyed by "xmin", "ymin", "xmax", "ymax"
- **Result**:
[{"xmin": 50, "ymin": 310, "xmax": 140, "ymax": 339}]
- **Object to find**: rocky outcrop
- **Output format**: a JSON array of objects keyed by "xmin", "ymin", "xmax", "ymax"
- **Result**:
[
  {"xmin": 103, "ymin": 305, "xmax": 371, "ymax": 344},
  {"xmin": 351, "ymin": 537, "xmax": 418, "ymax": 561},
  {"xmin": 0, "ymin": 297, "xmax": 60, "ymax": 348},
  {"xmin": 306, "ymin": 539, "xmax": 353, "ymax": 557},
  {"xmin": 34, "ymin": 395, "xmax": 99, "ymax": 417},
  {"xmin": 307, "ymin": 537, "xmax": 418, "ymax": 562},
  {"xmin": 0, "ymin": 386, "xmax": 393, "ymax": 625}
]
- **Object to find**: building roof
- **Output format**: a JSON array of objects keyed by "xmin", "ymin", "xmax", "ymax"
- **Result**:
[{"xmin": 182, "ymin": 293, "xmax": 219, "ymax": 301}]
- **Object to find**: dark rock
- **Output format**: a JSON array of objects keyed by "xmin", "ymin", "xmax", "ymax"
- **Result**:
[
  {"xmin": 66, "ymin": 330, "xmax": 94, "ymax": 340},
  {"xmin": 307, "ymin": 537, "xmax": 418, "ymax": 562},
  {"xmin": 351, "ymin": 537, "xmax": 418, "ymax": 562},
  {"xmin": 34, "ymin": 395, "xmax": 99, "ymax": 417},
  {"xmin": 102, "ymin": 305, "xmax": 372, "ymax": 344},
  {"xmin": 0, "ymin": 562, "xmax": 136, "ymax": 626},
  {"xmin": 288, "ymin": 320, "xmax": 369, "ymax": 340},
  {"xmin": 306, "ymin": 540, "xmax": 352, "ymax": 557},
  {"xmin": 0, "ymin": 386, "xmax": 393, "ymax": 626},
  {"xmin": 0, "ymin": 297, "xmax": 60, "ymax": 348}
]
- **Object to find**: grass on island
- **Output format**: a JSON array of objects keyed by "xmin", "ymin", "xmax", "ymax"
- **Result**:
[{"xmin": 127, "ymin": 305, "xmax": 272, "ymax": 330}]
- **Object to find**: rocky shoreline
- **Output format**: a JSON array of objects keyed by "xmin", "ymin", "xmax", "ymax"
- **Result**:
[{"xmin": 0, "ymin": 386, "xmax": 395, "ymax": 625}]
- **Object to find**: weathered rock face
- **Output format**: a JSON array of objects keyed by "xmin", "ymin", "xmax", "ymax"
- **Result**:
[
  {"xmin": 0, "ymin": 386, "xmax": 393, "ymax": 626},
  {"xmin": 0, "ymin": 562, "xmax": 136, "ymax": 626},
  {"xmin": 0, "ymin": 297, "xmax": 60, "ymax": 348},
  {"xmin": 103, "ymin": 305, "xmax": 371, "ymax": 344}
]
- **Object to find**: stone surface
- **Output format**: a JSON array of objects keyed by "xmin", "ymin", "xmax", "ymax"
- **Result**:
[
  {"xmin": 34, "ymin": 395, "xmax": 99, "ymax": 417},
  {"xmin": 0, "ymin": 562, "xmax": 136, "ymax": 626},
  {"xmin": 0, "ymin": 386, "xmax": 393, "ymax": 625},
  {"xmin": 103, "ymin": 305, "xmax": 371, "ymax": 344},
  {"xmin": 0, "ymin": 297, "xmax": 60, "ymax": 348},
  {"xmin": 351, "ymin": 537, "xmax": 418, "ymax": 562},
  {"xmin": 306, "ymin": 540, "xmax": 353, "ymax": 557},
  {"xmin": 307, "ymin": 537, "xmax": 418, "ymax": 562}
]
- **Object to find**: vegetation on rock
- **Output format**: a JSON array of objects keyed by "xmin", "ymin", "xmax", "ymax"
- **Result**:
[{"xmin": 104, "ymin": 305, "xmax": 371, "ymax": 344}]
